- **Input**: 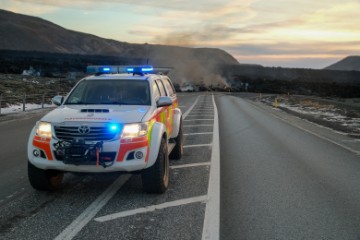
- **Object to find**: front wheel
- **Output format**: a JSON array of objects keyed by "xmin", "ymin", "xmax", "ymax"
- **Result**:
[
  {"xmin": 28, "ymin": 161, "xmax": 63, "ymax": 191},
  {"xmin": 142, "ymin": 137, "xmax": 169, "ymax": 193}
]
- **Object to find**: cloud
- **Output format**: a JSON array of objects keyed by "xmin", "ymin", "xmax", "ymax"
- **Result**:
[
  {"xmin": 2, "ymin": 0, "xmax": 57, "ymax": 14},
  {"xmin": 9, "ymin": 0, "xmax": 252, "ymax": 12}
]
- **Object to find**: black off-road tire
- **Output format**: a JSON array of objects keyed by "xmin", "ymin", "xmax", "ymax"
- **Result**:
[
  {"xmin": 142, "ymin": 137, "xmax": 169, "ymax": 193},
  {"xmin": 169, "ymin": 118, "xmax": 184, "ymax": 160},
  {"xmin": 28, "ymin": 161, "xmax": 64, "ymax": 191}
]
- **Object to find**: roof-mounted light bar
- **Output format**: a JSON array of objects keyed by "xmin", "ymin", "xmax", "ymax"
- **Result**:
[
  {"xmin": 86, "ymin": 65, "xmax": 172, "ymax": 75},
  {"xmin": 86, "ymin": 65, "xmax": 119, "ymax": 74},
  {"xmin": 125, "ymin": 65, "xmax": 153, "ymax": 74}
]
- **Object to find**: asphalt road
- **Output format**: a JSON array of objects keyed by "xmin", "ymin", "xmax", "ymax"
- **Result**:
[
  {"xmin": 217, "ymin": 94, "xmax": 360, "ymax": 240},
  {"xmin": 0, "ymin": 92, "xmax": 360, "ymax": 240}
]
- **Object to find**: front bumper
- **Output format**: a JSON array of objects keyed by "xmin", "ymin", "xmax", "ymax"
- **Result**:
[{"xmin": 28, "ymin": 134, "xmax": 151, "ymax": 173}]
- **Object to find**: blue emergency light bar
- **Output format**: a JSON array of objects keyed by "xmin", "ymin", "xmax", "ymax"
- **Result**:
[
  {"xmin": 126, "ymin": 66, "xmax": 153, "ymax": 73},
  {"xmin": 86, "ymin": 65, "xmax": 119, "ymax": 74},
  {"xmin": 86, "ymin": 65, "xmax": 172, "ymax": 75}
]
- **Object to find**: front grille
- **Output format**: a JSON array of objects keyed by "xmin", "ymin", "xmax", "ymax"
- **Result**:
[{"xmin": 54, "ymin": 125, "xmax": 116, "ymax": 141}]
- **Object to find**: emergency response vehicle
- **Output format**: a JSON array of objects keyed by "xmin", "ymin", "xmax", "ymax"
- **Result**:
[{"xmin": 27, "ymin": 65, "xmax": 183, "ymax": 193}]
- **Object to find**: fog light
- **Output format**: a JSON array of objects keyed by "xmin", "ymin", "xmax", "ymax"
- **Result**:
[
  {"xmin": 135, "ymin": 151, "xmax": 143, "ymax": 159},
  {"xmin": 33, "ymin": 149, "xmax": 40, "ymax": 157}
]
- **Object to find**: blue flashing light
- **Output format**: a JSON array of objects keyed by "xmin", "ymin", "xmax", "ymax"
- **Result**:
[
  {"xmin": 108, "ymin": 123, "xmax": 121, "ymax": 133},
  {"xmin": 101, "ymin": 67, "xmax": 111, "ymax": 72},
  {"xmin": 126, "ymin": 65, "xmax": 153, "ymax": 74},
  {"xmin": 141, "ymin": 67, "xmax": 153, "ymax": 72}
]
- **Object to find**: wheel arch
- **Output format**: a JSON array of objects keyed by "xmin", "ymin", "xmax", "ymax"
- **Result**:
[
  {"xmin": 170, "ymin": 108, "xmax": 182, "ymax": 139},
  {"xmin": 146, "ymin": 122, "xmax": 167, "ymax": 169}
]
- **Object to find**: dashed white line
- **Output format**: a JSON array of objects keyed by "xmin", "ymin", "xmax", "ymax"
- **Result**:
[
  {"xmin": 183, "ymin": 96, "xmax": 200, "ymax": 119},
  {"xmin": 170, "ymin": 162, "xmax": 211, "ymax": 169},
  {"xmin": 184, "ymin": 119, "xmax": 213, "ymax": 121},
  {"xmin": 184, "ymin": 132, "xmax": 213, "ymax": 136},
  {"xmin": 184, "ymin": 144, "xmax": 212, "ymax": 148},
  {"xmin": 94, "ymin": 195, "xmax": 207, "ymax": 223},
  {"xmin": 190, "ymin": 110, "xmax": 214, "ymax": 112},
  {"xmin": 202, "ymin": 94, "xmax": 220, "ymax": 240},
  {"xmin": 54, "ymin": 175, "xmax": 131, "ymax": 240}
]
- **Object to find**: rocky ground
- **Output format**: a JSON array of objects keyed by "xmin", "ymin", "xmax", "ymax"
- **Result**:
[
  {"xmin": 258, "ymin": 94, "xmax": 360, "ymax": 139},
  {"xmin": 0, "ymin": 74, "xmax": 76, "ymax": 98}
]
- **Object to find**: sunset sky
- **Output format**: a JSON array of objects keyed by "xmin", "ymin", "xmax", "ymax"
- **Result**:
[{"xmin": 2, "ymin": 0, "xmax": 360, "ymax": 68}]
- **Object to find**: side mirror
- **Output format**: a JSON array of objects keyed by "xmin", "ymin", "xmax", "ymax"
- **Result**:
[
  {"xmin": 156, "ymin": 96, "xmax": 173, "ymax": 108},
  {"xmin": 52, "ymin": 96, "xmax": 64, "ymax": 106}
]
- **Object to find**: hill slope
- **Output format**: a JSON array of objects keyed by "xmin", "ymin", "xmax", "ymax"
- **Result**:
[
  {"xmin": 0, "ymin": 9, "xmax": 239, "ymax": 85},
  {"xmin": 325, "ymin": 56, "xmax": 360, "ymax": 71}
]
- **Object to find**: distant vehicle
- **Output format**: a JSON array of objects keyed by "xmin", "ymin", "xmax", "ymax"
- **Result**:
[
  {"xmin": 27, "ymin": 65, "xmax": 183, "ymax": 193},
  {"xmin": 180, "ymin": 82, "xmax": 197, "ymax": 92}
]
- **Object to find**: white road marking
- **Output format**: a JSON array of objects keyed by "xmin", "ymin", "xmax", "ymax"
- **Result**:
[
  {"xmin": 184, "ymin": 132, "xmax": 213, "ymax": 136},
  {"xmin": 190, "ymin": 110, "xmax": 214, "ymax": 112},
  {"xmin": 184, "ymin": 119, "xmax": 213, "ymax": 121},
  {"xmin": 202, "ymin": 94, "xmax": 220, "ymax": 240},
  {"xmin": 183, "ymin": 96, "xmax": 200, "ymax": 119},
  {"xmin": 170, "ymin": 162, "xmax": 211, "ymax": 169},
  {"xmin": 94, "ymin": 195, "xmax": 208, "ymax": 223},
  {"xmin": 54, "ymin": 175, "xmax": 131, "ymax": 240},
  {"xmin": 184, "ymin": 144, "xmax": 212, "ymax": 148},
  {"xmin": 184, "ymin": 124, "xmax": 214, "ymax": 127}
]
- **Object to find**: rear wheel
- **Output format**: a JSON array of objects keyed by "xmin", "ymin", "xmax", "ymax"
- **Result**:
[
  {"xmin": 28, "ymin": 161, "xmax": 63, "ymax": 191},
  {"xmin": 169, "ymin": 118, "xmax": 184, "ymax": 160},
  {"xmin": 142, "ymin": 137, "xmax": 169, "ymax": 193}
]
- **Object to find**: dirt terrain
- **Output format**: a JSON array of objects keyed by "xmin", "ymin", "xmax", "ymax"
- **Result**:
[{"xmin": 258, "ymin": 94, "xmax": 360, "ymax": 139}]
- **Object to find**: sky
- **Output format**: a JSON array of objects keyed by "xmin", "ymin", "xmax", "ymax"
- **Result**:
[{"xmin": 2, "ymin": 0, "xmax": 360, "ymax": 69}]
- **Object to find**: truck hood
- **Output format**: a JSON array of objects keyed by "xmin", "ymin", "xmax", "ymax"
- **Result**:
[{"xmin": 41, "ymin": 105, "xmax": 150, "ymax": 124}]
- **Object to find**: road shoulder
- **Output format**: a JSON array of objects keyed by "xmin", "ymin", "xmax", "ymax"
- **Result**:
[{"xmin": 245, "ymin": 97, "xmax": 360, "ymax": 155}]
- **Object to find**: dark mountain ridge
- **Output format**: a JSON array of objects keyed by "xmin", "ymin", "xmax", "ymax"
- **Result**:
[
  {"xmin": 0, "ymin": 9, "xmax": 239, "ymax": 86},
  {"xmin": 325, "ymin": 56, "xmax": 360, "ymax": 71}
]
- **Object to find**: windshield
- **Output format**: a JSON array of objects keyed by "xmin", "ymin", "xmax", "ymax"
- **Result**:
[{"xmin": 65, "ymin": 79, "xmax": 151, "ymax": 105}]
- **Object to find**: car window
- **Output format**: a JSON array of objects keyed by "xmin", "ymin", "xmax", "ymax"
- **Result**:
[
  {"xmin": 152, "ymin": 81, "xmax": 161, "ymax": 100},
  {"xmin": 163, "ymin": 78, "xmax": 175, "ymax": 96},
  {"xmin": 65, "ymin": 80, "xmax": 151, "ymax": 105},
  {"xmin": 155, "ymin": 80, "xmax": 167, "ymax": 96}
]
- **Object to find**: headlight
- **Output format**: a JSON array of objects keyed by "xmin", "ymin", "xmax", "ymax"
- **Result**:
[
  {"xmin": 36, "ymin": 122, "xmax": 52, "ymax": 138},
  {"xmin": 122, "ymin": 123, "xmax": 148, "ymax": 139}
]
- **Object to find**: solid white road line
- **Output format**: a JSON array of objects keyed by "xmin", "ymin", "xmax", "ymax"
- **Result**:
[
  {"xmin": 202, "ymin": 94, "xmax": 220, "ymax": 240},
  {"xmin": 184, "ymin": 144, "xmax": 212, "ymax": 148},
  {"xmin": 54, "ymin": 175, "xmax": 131, "ymax": 240},
  {"xmin": 94, "ymin": 195, "xmax": 208, "ymax": 223},
  {"xmin": 183, "ymin": 96, "xmax": 200, "ymax": 119},
  {"xmin": 170, "ymin": 162, "xmax": 211, "ymax": 169},
  {"xmin": 184, "ymin": 132, "xmax": 213, "ymax": 136}
]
